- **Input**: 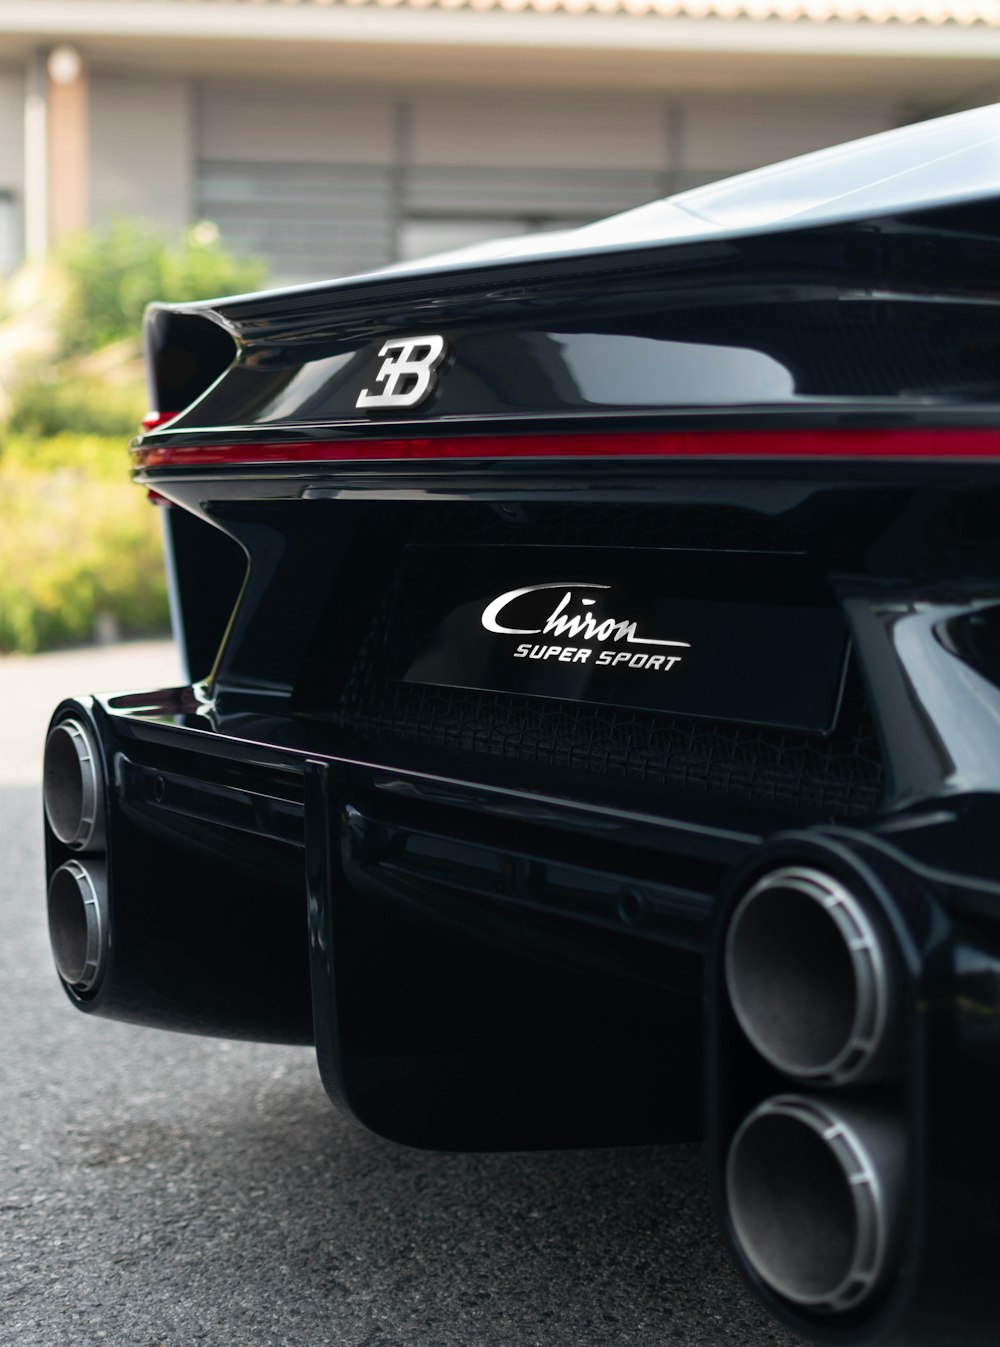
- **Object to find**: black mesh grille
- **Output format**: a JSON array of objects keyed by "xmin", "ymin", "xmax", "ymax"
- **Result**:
[
  {"xmin": 335, "ymin": 669, "xmax": 882, "ymax": 821},
  {"xmin": 325, "ymin": 513, "xmax": 884, "ymax": 824}
]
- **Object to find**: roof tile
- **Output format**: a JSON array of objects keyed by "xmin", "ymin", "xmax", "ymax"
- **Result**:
[{"xmin": 132, "ymin": 0, "xmax": 1000, "ymax": 25}]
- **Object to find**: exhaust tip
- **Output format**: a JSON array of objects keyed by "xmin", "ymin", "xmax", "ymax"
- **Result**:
[
  {"xmin": 43, "ymin": 718, "xmax": 105, "ymax": 852},
  {"xmin": 47, "ymin": 859, "xmax": 108, "ymax": 993},
  {"xmin": 726, "ymin": 1095, "xmax": 904, "ymax": 1314},
  {"xmin": 725, "ymin": 866, "xmax": 893, "ymax": 1085}
]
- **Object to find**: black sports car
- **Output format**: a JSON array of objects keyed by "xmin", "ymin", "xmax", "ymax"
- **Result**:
[{"xmin": 42, "ymin": 105, "xmax": 1000, "ymax": 1345}]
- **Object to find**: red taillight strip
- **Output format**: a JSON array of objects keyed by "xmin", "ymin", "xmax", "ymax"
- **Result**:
[
  {"xmin": 133, "ymin": 427, "xmax": 1000, "ymax": 469},
  {"xmin": 141, "ymin": 411, "xmax": 181, "ymax": 433}
]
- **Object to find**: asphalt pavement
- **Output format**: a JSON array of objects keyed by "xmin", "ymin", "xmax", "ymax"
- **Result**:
[{"xmin": 0, "ymin": 643, "xmax": 796, "ymax": 1347}]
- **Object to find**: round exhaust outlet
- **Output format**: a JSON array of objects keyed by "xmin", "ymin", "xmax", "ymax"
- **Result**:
[
  {"xmin": 47, "ymin": 859, "xmax": 108, "ymax": 993},
  {"xmin": 43, "ymin": 718, "xmax": 105, "ymax": 852},
  {"xmin": 727, "ymin": 1094, "xmax": 905, "ymax": 1314},
  {"xmin": 725, "ymin": 866, "xmax": 895, "ymax": 1085}
]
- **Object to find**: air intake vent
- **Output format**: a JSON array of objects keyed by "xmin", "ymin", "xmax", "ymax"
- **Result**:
[{"xmin": 334, "ymin": 666, "xmax": 882, "ymax": 822}]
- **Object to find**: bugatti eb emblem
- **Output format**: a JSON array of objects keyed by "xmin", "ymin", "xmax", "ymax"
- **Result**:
[{"xmin": 356, "ymin": 335, "xmax": 447, "ymax": 410}]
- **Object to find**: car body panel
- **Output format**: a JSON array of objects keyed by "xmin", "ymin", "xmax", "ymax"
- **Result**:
[{"xmin": 42, "ymin": 105, "xmax": 1000, "ymax": 1345}]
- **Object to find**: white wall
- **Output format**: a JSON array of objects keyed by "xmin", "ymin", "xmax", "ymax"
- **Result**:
[
  {"xmin": 198, "ymin": 85, "xmax": 674, "ymax": 173},
  {"xmin": 89, "ymin": 73, "xmax": 192, "ymax": 230},
  {"xmin": 79, "ymin": 73, "xmax": 904, "ymax": 280},
  {"xmin": 682, "ymin": 97, "xmax": 897, "ymax": 176},
  {"xmin": 194, "ymin": 81, "xmax": 895, "ymax": 184},
  {"xmin": 408, "ymin": 92, "xmax": 670, "ymax": 171},
  {"xmin": 198, "ymin": 83, "xmax": 396, "ymax": 165}
]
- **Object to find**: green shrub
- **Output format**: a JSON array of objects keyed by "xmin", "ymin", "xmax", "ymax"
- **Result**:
[
  {"xmin": 56, "ymin": 217, "xmax": 266, "ymax": 356},
  {"xmin": 5, "ymin": 377, "xmax": 147, "ymax": 440},
  {"xmin": 0, "ymin": 434, "xmax": 169, "ymax": 654},
  {"xmin": 1, "ymin": 432, "xmax": 134, "ymax": 477}
]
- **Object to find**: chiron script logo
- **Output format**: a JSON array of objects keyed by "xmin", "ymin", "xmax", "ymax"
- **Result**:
[
  {"xmin": 356, "ymin": 335, "xmax": 447, "ymax": 410},
  {"xmin": 481, "ymin": 582, "xmax": 690, "ymax": 672}
]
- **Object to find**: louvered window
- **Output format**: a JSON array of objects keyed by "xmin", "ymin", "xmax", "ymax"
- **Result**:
[
  {"xmin": 196, "ymin": 161, "xmax": 663, "ymax": 282},
  {"xmin": 196, "ymin": 161, "xmax": 396, "ymax": 283}
]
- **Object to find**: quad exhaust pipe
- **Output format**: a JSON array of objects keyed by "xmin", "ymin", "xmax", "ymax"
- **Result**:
[
  {"xmin": 725, "ymin": 866, "xmax": 897, "ymax": 1085},
  {"xmin": 47, "ymin": 859, "xmax": 108, "ymax": 994},
  {"xmin": 721, "ymin": 863, "xmax": 908, "ymax": 1317},
  {"xmin": 43, "ymin": 717, "xmax": 105, "ymax": 852},
  {"xmin": 44, "ymin": 716, "xmax": 110, "ymax": 995},
  {"xmin": 727, "ymin": 1094, "xmax": 906, "ymax": 1313},
  {"xmin": 41, "ymin": 706, "xmax": 314, "ymax": 1038}
]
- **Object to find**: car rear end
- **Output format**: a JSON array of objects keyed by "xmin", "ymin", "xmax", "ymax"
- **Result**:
[{"xmin": 41, "ymin": 111, "xmax": 1000, "ymax": 1346}]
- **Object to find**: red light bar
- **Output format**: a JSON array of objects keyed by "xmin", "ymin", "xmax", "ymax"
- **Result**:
[
  {"xmin": 141, "ymin": 411, "xmax": 180, "ymax": 433},
  {"xmin": 133, "ymin": 427, "xmax": 1000, "ymax": 469}
]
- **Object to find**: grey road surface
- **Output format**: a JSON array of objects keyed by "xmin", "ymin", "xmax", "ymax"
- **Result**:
[
  {"xmin": 0, "ymin": 642, "xmax": 181, "ymax": 787},
  {"xmin": 1, "ymin": 645, "xmax": 796, "ymax": 1347}
]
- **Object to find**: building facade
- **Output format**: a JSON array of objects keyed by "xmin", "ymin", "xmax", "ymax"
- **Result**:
[{"xmin": 0, "ymin": 0, "xmax": 998, "ymax": 282}]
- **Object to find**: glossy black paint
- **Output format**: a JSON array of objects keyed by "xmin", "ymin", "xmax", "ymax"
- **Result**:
[
  {"xmin": 51, "ymin": 463, "xmax": 1000, "ymax": 1000},
  {"xmin": 44, "ymin": 696, "xmax": 313, "ymax": 1045},
  {"xmin": 394, "ymin": 543, "xmax": 848, "ymax": 732},
  {"xmin": 49, "ymin": 686, "xmax": 725, "ymax": 1143},
  {"xmin": 848, "ymin": 594, "xmax": 1000, "ymax": 809},
  {"xmin": 305, "ymin": 760, "xmax": 704, "ymax": 1151},
  {"xmin": 144, "ymin": 199, "xmax": 1000, "ymax": 449},
  {"xmin": 43, "ymin": 186, "xmax": 1000, "ymax": 1342},
  {"xmin": 61, "ymin": 449, "xmax": 998, "ymax": 1335},
  {"xmin": 161, "ymin": 508, "xmax": 246, "ymax": 682},
  {"xmin": 144, "ymin": 307, "xmax": 236, "ymax": 414},
  {"xmin": 133, "ymin": 466, "xmax": 1000, "ymax": 809}
]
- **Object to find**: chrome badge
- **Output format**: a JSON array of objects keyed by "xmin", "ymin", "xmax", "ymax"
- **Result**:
[
  {"xmin": 356, "ymin": 335, "xmax": 447, "ymax": 410},
  {"xmin": 481, "ymin": 582, "xmax": 690, "ymax": 672}
]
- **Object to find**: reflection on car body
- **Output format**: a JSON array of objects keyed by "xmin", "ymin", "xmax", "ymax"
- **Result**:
[{"xmin": 41, "ymin": 105, "xmax": 1000, "ymax": 1345}]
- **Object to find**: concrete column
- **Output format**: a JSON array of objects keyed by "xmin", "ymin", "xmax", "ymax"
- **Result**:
[
  {"xmin": 46, "ymin": 45, "xmax": 88, "ymax": 242},
  {"xmin": 22, "ymin": 45, "xmax": 89, "ymax": 258}
]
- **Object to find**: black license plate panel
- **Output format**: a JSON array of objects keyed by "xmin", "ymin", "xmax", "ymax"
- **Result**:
[{"xmin": 392, "ymin": 545, "xmax": 849, "ymax": 733}]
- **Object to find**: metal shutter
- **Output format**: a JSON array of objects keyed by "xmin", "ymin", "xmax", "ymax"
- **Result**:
[
  {"xmin": 196, "ymin": 161, "xmax": 395, "ymax": 284},
  {"xmin": 404, "ymin": 166, "xmax": 664, "ymax": 221}
]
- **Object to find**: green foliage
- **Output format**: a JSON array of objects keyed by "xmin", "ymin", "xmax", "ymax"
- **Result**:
[
  {"xmin": 1, "ymin": 432, "xmax": 136, "ymax": 477},
  {"xmin": 56, "ymin": 217, "xmax": 266, "ymax": 356},
  {"xmin": 5, "ymin": 376, "xmax": 147, "ymax": 440},
  {"xmin": 0, "ymin": 218, "xmax": 262, "ymax": 652},
  {"xmin": 0, "ymin": 434, "xmax": 170, "ymax": 655}
]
